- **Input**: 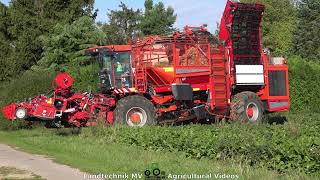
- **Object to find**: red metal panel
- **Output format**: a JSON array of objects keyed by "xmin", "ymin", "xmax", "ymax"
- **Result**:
[
  {"xmin": 1, "ymin": 103, "xmax": 16, "ymax": 120},
  {"xmin": 33, "ymin": 103, "xmax": 56, "ymax": 119},
  {"xmin": 257, "ymin": 54, "xmax": 290, "ymax": 112}
]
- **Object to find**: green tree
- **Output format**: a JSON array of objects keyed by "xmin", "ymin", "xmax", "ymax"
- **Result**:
[
  {"xmin": 34, "ymin": 16, "xmax": 106, "ymax": 91},
  {"xmin": 5, "ymin": 0, "xmax": 43, "ymax": 73},
  {"xmin": 0, "ymin": 0, "xmax": 96, "ymax": 81},
  {"xmin": 102, "ymin": 2, "xmax": 141, "ymax": 45},
  {"xmin": 39, "ymin": 0, "xmax": 96, "ymax": 25},
  {"xmin": 0, "ymin": 2, "xmax": 15, "ymax": 81},
  {"xmin": 241, "ymin": 0, "xmax": 297, "ymax": 56},
  {"xmin": 294, "ymin": 0, "xmax": 320, "ymax": 60},
  {"xmin": 0, "ymin": 2, "xmax": 9, "ymax": 40},
  {"xmin": 140, "ymin": 0, "xmax": 176, "ymax": 35},
  {"xmin": 101, "ymin": 0, "xmax": 177, "ymax": 44},
  {"xmin": 35, "ymin": 16, "xmax": 106, "ymax": 71}
]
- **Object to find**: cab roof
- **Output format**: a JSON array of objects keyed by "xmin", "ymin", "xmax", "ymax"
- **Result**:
[{"xmin": 87, "ymin": 45, "xmax": 131, "ymax": 52}]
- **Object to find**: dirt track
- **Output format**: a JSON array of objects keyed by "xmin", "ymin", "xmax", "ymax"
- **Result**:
[{"xmin": 0, "ymin": 144, "xmax": 86, "ymax": 180}]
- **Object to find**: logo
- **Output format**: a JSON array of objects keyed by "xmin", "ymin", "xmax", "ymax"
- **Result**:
[{"xmin": 144, "ymin": 162, "xmax": 166, "ymax": 179}]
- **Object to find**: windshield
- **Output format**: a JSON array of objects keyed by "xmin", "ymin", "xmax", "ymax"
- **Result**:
[
  {"xmin": 102, "ymin": 55, "xmax": 112, "ymax": 71},
  {"xmin": 87, "ymin": 49, "xmax": 132, "ymax": 89},
  {"xmin": 114, "ymin": 51, "xmax": 131, "ymax": 88}
]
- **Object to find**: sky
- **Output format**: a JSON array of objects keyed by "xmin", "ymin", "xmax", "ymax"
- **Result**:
[{"xmin": 1, "ymin": 0, "xmax": 227, "ymax": 32}]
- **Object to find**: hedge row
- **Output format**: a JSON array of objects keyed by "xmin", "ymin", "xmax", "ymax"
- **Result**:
[{"xmin": 287, "ymin": 56, "xmax": 320, "ymax": 113}]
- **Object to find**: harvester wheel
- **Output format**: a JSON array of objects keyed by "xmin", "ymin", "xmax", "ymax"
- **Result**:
[
  {"xmin": 114, "ymin": 95, "xmax": 156, "ymax": 127},
  {"xmin": 230, "ymin": 91, "xmax": 264, "ymax": 123}
]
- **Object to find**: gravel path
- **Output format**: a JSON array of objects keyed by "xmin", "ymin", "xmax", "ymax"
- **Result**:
[{"xmin": 0, "ymin": 144, "xmax": 86, "ymax": 180}]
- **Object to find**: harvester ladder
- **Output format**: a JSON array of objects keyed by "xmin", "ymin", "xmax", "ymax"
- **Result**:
[
  {"xmin": 135, "ymin": 67, "xmax": 147, "ymax": 93},
  {"xmin": 209, "ymin": 49, "xmax": 228, "ymax": 113}
]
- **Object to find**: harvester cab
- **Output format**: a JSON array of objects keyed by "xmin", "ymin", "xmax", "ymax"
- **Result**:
[{"xmin": 86, "ymin": 45, "xmax": 132, "ymax": 93}]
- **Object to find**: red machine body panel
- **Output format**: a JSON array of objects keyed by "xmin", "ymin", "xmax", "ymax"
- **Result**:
[
  {"xmin": 257, "ymin": 55, "xmax": 290, "ymax": 112},
  {"xmin": 2, "ymin": 103, "xmax": 16, "ymax": 120},
  {"xmin": 32, "ymin": 100, "xmax": 56, "ymax": 119}
]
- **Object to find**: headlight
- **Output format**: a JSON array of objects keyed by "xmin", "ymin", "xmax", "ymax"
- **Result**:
[{"xmin": 15, "ymin": 108, "xmax": 27, "ymax": 120}]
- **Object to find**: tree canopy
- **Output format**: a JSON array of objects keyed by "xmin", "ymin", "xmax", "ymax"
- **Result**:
[
  {"xmin": 294, "ymin": 0, "xmax": 320, "ymax": 60},
  {"xmin": 101, "ymin": 0, "xmax": 176, "ymax": 45},
  {"xmin": 139, "ymin": 0, "xmax": 177, "ymax": 35},
  {"xmin": 0, "ymin": 0, "xmax": 96, "ymax": 81},
  {"xmin": 101, "ymin": 2, "xmax": 141, "ymax": 45},
  {"xmin": 0, "ymin": 2, "xmax": 14, "ymax": 81},
  {"xmin": 34, "ymin": 16, "xmax": 106, "ymax": 71}
]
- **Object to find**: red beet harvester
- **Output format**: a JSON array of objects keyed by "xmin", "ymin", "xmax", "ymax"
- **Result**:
[{"xmin": 1, "ymin": 0, "xmax": 290, "ymax": 127}]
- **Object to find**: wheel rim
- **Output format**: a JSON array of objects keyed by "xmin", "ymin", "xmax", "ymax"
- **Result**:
[
  {"xmin": 16, "ymin": 108, "xmax": 26, "ymax": 119},
  {"xmin": 246, "ymin": 102, "xmax": 259, "ymax": 122},
  {"xmin": 126, "ymin": 107, "xmax": 147, "ymax": 127}
]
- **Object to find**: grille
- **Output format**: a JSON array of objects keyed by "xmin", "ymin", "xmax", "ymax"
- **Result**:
[{"xmin": 268, "ymin": 71, "xmax": 287, "ymax": 96}]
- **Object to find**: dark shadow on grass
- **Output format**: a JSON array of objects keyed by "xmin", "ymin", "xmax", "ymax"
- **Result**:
[
  {"xmin": 264, "ymin": 115, "xmax": 288, "ymax": 125},
  {"xmin": 55, "ymin": 128, "xmax": 82, "ymax": 136},
  {"xmin": 3, "ymin": 120, "xmax": 45, "ymax": 131}
]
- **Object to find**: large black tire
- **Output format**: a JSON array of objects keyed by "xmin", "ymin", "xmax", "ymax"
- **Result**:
[
  {"xmin": 230, "ymin": 91, "xmax": 264, "ymax": 123},
  {"xmin": 114, "ymin": 95, "xmax": 156, "ymax": 127}
]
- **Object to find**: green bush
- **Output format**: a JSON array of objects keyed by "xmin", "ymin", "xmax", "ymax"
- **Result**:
[
  {"xmin": 287, "ymin": 56, "xmax": 320, "ymax": 113},
  {"xmin": 81, "ymin": 114, "xmax": 320, "ymax": 175},
  {"xmin": 0, "ymin": 70, "xmax": 55, "ymax": 105}
]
